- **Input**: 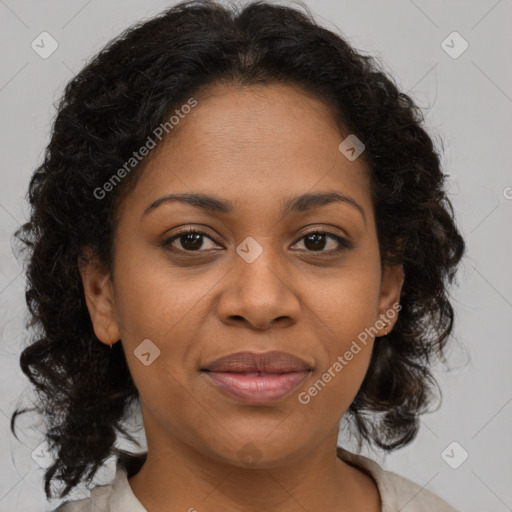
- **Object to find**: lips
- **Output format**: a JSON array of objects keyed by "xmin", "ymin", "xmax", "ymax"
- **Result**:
[
  {"xmin": 201, "ymin": 351, "xmax": 312, "ymax": 404},
  {"xmin": 201, "ymin": 350, "xmax": 312, "ymax": 373}
]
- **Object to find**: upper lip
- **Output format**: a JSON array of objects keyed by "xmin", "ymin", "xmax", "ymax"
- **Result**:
[{"xmin": 201, "ymin": 350, "xmax": 312, "ymax": 373}]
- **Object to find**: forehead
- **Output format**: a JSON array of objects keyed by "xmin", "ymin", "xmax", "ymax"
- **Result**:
[
  {"xmin": 119, "ymin": 82, "xmax": 372, "ymax": 220},
  {"xmin": 164, "ymin": 81, "xmax": 347, "ymax": 161}
]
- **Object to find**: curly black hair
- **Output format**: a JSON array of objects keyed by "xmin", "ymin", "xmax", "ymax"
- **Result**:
[{"xmin": 10, "ymin": 0, "xmax": 466, "ymax": 501}]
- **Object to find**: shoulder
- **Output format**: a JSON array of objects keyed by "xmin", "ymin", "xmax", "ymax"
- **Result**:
[
  {"xmin": 50, "ymin": 458, "xmax": 147, "ymax": 512},
  {"xmin": 50, "ymin": 478, "xmax": 114, "ymax": 512},
  {"xmin": 376, "ymin": 465, "xmax": 460, "ymax": 511},
  {"xmin": 337, "ymin": 447, "xmax": 461, "ymax": 512}
]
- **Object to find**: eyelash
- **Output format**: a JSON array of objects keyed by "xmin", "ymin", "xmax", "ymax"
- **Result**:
[{"xmin": 162, "ymin": 227, "xmax": 353, "ymax": 255}]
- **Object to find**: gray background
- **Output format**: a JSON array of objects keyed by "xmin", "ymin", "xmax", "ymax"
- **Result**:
[{"xmin": 0, "ymin": 0, "xmax": 511, "ymax": 510}]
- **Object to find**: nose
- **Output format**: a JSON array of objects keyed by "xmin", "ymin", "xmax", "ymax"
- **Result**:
[{"xmin": 216, "ymin": 250, "xmax": 301, "ymax": 330}]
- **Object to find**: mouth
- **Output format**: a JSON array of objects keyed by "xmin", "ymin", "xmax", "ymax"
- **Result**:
[
  {"xmin": 200, "ymin": 350, "xmax": 313, "ymax": 404},
  {"xmin": 201, "ymin": 350, "xmax": 312, "ymax": 373},
  {"xmin": 201, "ymin": 369, "xmax": 311, "ymax": 404}
]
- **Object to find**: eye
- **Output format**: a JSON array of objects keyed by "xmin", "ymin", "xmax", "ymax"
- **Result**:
[
  {"xmin": 162, "ymin": 228, "xmax": 221, "ymax": 253},
  {"xmin": 162, "ymin": 227, "xmax": 353, "ymax": 255},
  {"xmin": 292, "ymin": 229, "xmax": 353, "ymax": 254}
]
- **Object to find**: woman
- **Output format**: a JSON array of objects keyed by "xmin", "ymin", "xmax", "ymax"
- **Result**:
[{"xmin": 11, "ymin": 1, "xmax": 465, "ymax": 510}]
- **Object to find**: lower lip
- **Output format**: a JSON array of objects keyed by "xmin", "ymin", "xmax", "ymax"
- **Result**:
[{"xmin": 203, "ymin": 371, "xmax": 310, "ymax": 404}]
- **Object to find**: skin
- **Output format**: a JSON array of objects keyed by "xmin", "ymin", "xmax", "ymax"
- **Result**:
[{"xmin": 80, "ymin": 82, "xmax": 404, "ymax": 512}]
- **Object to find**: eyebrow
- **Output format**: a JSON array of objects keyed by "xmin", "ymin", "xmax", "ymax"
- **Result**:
[{"xmin": 143, "ymin": 191, "xmax": 366, "ymax": 224}]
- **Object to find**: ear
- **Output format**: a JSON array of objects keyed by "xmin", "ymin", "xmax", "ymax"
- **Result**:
[
  {"xmin": 78, "ymin": 250, "xmax": 120, "ymax": 346},
  {"xmin": 375, "ymin": 264, "xmax": 404, "ymax": 337}
]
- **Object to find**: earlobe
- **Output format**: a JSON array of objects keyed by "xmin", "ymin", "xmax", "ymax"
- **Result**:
[
  {"xmin": 78, "ymin": 252, "xmax": 120, "ymax": 346},
  {"xmin": 376, "ymin": 264, "xmax": 404, "ymax": 337}
]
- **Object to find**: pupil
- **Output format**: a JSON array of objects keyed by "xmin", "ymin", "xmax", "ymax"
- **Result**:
[
  {"xmin": 305, "ymin": 233, "xmax": 325, "ymax": 251},
  {"xmin": 182, "ymin": 233, "xmax": 202, "ymax": 250}
]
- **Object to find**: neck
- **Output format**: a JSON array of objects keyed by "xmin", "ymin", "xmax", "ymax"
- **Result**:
[{"xmin": 127, "ymin": 424, "xmax": 381, "ymax": 511}]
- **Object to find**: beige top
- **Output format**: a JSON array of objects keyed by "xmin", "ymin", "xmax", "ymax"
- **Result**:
[{"xmin": 53, "ymin": 447, "xmax": 460, "ymax": 511}]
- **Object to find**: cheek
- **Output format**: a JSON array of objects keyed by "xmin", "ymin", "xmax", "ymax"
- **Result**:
[
  {"xmin": 298, "ymin": 322, "xmax": 375, "ymax": 424},
  {"xmin": 301, "ymin": 264, "xmax": 380, "ymax": 403},
  {"xmin": 307, "ymin": 266, "xmax": 381, "ymax": 341},
  {"xmin": 112, "ymin": 245, "xmax": 203, "ymax": 342}
]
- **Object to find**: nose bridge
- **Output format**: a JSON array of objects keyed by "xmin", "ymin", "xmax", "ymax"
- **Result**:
[
  {"xmin": 217, "ymin": 234, "xmax": 300, "ymax": 328},
  {"xmin": 236, "ymin": 234, "xmax": 288, "ymax": 301}
]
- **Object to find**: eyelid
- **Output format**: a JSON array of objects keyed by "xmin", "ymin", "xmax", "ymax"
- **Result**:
[
  {"xmin": 292, "ymin": 228, "xmax": 353, "ymax": 252},
  {"xmin": 299, "ymin": 226, "xmax": 350, "ymax": 242},
  {"xmin": 163, "ymin": 226, "xmax": 223, "ymax": 248}
]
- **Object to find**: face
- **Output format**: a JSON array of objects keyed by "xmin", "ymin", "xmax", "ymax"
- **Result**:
[{"xmin": 80, "ymin": 82, "xmax": 403, "ymax": 468}]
